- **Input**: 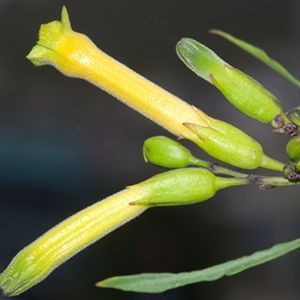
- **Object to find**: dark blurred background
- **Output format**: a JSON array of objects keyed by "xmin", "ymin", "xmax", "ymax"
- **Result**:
[{"xmin": 0, "ymin": 0, "xmax": 300, "ymax": 299}]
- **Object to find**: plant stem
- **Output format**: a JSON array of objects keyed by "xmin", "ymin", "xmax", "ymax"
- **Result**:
[
  {"xmin": 192, "ymin": 158, "xmax": 300, "ymax": 188},
  {"xmin": 193, "ymin": 159, "xmax": 250, "ymax": 178},
  {"xmin": 209, "ymin": 164, "xmax": 248, "ymax": 178},
  {"xmin": 249, "ymin": 175, "xmax": 300, "ymax": 189}
]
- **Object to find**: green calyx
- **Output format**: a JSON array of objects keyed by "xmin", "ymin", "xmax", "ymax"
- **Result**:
[
  {"xmin": 184, "ymin": 119, "xmax": 284, "ymax": 171},
  {"xmin": 132, "ymin": 168, "xmax": 247, "ymax": 206},
  {"xmin": 176, "ymin": 38, "xmax": 283, "ymax": 124},
  {"xmin": 287, "ymin": 106, "xmax": 300, "ymax": 127},
  {"xmin": 143, "ymin": 136, "xmax": 207, "ymax": 168},
  {"xmin": 211, "ymin": 66, "xmax": 282, "ymax": 123},
  {"xmin": 286, "ymin": 136, "xmax": 300, "ymax": 162},
  {"xmin": 26, "ymin": 6, "xmax": 71, "ymax": 67}
]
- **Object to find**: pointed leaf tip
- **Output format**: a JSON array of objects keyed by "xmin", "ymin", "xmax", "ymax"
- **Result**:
[
  {"xmin": 96, "ymin": 237, "xmax": 300, "ymax": 293},
  {"xmin": 210, "ymin": 29, "xmax": 300, "ymax": 89},
  {"xmin": 208, "ymin": 29, "xmax": 225, "ymax": 36}
]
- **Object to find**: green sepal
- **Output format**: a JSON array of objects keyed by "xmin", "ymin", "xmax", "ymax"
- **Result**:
[
  {"xmin": 131, "ymin": 168, "xmax": 246, "ymax": 207},
  {"xmin": 185, "ymin": 121, "xmax": 284, "ymax": 171},
  {"xmin": 286, "ymin": 136, "xmax": 300, "ymax": 162},
  {"xmin": 211, "ymin": 65, "xmax": 282, "ymax": 124},
  {"xmin": 287, "ymin": 106, "xmax": 300, "ymax": 126},
  {"xmin": 184, "ymin": 120, "xmax": 263, "ymax": 170}
]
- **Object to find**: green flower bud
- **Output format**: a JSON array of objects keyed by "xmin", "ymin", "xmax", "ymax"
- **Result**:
[
  {"xmin": 132, "ymin": 168, "xmax": 246, "ymax": 206},
  {"xmin": 286, "ymin": 136, "xmax": 300, "ymax": 162},
  {"xmin": 183, "ymin": 112, "xmax": 285, "ymax": 171},
  {"xmin": 176, "ymin": 38, "xmax": 283, "ymax": 124},
  {"xmin": 143, "ymin": 136, "xmax": 207, "ymax": 168},
  {"xmin": 287, "ymin": 106, "xmax": 300, "ymax": 126}
]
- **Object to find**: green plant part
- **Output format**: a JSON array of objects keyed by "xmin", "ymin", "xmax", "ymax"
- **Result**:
[
  {"xmin": 143, "ymin": 136, "xmax": 207, "ymax": 168},
  {"xmin": 282, "ymin": 137, "xmax": 300, "ymax": 180},
  {"xmin": 176, "ymin": 38, "xmax": 284, "ymax": 124},
  {"xmin": 98, "ymin": 237, "xmax": 300, "ymax": 293},
  {"xmin": 0, "ymin": 167, "xmax": 246, "ymax": 296},
  {"xmin": 209, "ymin": 29, "xmax": 300, "ymax": 89},
  {"xmin": 184, "ymin": 115, "xmax": 285, "ymax": 171},
  {"xmin": 286, "ymin": 136, "xmax": 300, "ymax": 162},
  {"xmin": 287, "ymin": 106, "xmax": 300, "ymax": 127},
  {"xmin": 131, "ymin": 168, "xmax": 247, "ymax": 206}
]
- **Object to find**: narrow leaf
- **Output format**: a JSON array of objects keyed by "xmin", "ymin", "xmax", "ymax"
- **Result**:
[
  {"xmin": 97, "ymin": 237, "xmax": 300, "ymax": 293},
  {"xmin": 210, "ymin": 29, "xmax": 300, "ymax": 89}
]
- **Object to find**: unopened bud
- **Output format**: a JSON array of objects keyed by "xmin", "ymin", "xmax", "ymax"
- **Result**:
[
  {"xmin": 176, "ymin": 38, "xmax": 283, "ymax": 124},
  {"xmin": 143, "ymin": 136, "xmax": 205, "ymax": 168},
  {"xmin": 184, "ymin": 113, "xmax": 285, "ymax": 171},
  {"xmin": 132, "ymin": 168, "xmax": 246, "ymax": 206},
  {"xmin": 287, "ymin": 106, "xmax": 300, "ymax": 126},
  {"xmin": 286, "ymin": 136, "xmax": 300, "ymax": 162}
]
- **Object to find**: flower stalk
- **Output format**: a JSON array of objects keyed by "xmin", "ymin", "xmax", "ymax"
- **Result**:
[{"xmin": 142, "ymin": 135, "xmax": 300, "ymax": 187}]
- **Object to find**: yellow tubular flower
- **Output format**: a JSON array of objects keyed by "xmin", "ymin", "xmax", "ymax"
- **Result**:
[
  {"xmin": 27, "ymin": 7, "xmax": 205, "ymax": 140},
  {"xmin": 27, "ymin": 7, "xmax": 285, "ymax": 171},
  {"xmin": 0, "ymin": 187, "xmax": 147, "ymax": 296},
  {"xmin": 0, "ymin": 167, "xmax": 247, "ymax": 296}
]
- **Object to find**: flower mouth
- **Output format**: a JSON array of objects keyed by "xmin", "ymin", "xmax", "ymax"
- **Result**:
[
  {"xmin": 26, "ymin": 6, "xmax": 71, "ymax": 66},
  {"xmin": 27, "ymin": 43, "xmax": 55, "ymax": 66}
]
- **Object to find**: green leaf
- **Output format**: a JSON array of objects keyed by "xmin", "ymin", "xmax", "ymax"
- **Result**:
[
  {"xmin": 97, "ymin": 237, "xmax": 300, "ymax": 293},
  {"xmin": 210, "ymin": 29, "xmax": 300, "ymax": 89}
]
